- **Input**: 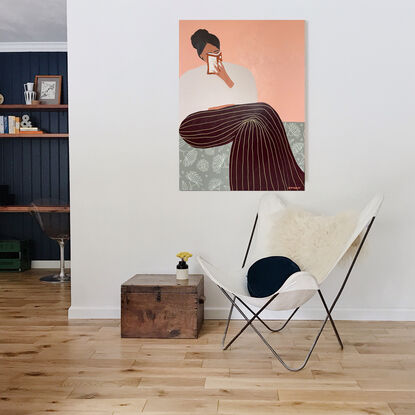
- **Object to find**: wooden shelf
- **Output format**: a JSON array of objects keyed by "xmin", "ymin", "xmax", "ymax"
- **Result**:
[
  {"xmin": 0, "ymin": 104, "xmax": 68, "ymax": 110},
  {"xmin": 0, "ymin": 206, "xmax": 70, "ymax": 213},
  {"xmin": 0, "ymin": 133, "xmax": 68, "ymax": 138}
]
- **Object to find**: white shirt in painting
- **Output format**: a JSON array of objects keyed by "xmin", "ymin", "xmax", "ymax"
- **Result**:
[{"xmin": 179, "ymin": 62, "xmax": 257, "ymax": 121}]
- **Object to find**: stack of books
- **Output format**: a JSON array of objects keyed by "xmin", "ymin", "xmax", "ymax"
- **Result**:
[{"xmin": 0, "ymin": 115, "xmax": 43, "ymax": 134}]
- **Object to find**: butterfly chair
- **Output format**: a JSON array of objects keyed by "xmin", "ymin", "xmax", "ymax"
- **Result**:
[{"xmin": 198, "ymin": 194, "xmax": 383, "ymax": 371}]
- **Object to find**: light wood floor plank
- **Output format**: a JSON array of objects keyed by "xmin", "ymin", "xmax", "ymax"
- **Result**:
[{"xmin": 218, "ymin": 399, "xmax": 395, "ymax": 414}]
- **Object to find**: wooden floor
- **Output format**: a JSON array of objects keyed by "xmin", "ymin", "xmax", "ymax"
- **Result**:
[{"xmin": 1, "ymin": 270, "xmax": 415, "ymax": 415}]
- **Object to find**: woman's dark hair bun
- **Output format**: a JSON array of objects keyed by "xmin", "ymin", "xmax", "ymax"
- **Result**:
[{"xmin": 191, "ymin": 29, "xmax": 220, "ymax": 57}]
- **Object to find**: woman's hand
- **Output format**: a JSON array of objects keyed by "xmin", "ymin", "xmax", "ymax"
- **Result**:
[{"xmin": 214, "ymin": 61, "xmax": 234, "ymax": 88}]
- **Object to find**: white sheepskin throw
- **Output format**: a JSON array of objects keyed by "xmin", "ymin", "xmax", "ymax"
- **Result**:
[{"xmin": 266, "ymin": 208, "xmax": 360, "ymax": 284}]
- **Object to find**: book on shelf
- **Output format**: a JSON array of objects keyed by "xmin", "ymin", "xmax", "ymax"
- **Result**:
[
  {"xmin": 0, "ymin": 116, "xmax": 3, "ymax": 134},
  {"xmin": 15, "ymin": 116, "xmax": 20, "ymax": 133},
  {"xmin": 20, "ymin": 127, "xmax": 39, "ymax": 131},
  {"xmin": 19, "ymin": 130, "xmax": 44, "ymax": 134},
  {"xmin": 8, "ymin": 116, "xmax": 15, "ymax": 134},
  {"xmin": 3, "ymin": 116, "xmax": 8, "ymax": 133}
]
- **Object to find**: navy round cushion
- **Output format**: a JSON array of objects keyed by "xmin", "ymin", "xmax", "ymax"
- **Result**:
[{"xmin": 247, "ymin": 256, "xmax": 301, "ymax": 298}]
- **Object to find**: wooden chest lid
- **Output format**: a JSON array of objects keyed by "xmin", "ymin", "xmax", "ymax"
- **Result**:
[{"xmin": 121, "ymin": 274, "xmax": 203, "ymax": 294}]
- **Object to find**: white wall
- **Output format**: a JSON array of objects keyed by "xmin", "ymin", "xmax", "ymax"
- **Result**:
[{"xmin": 67, "ymin": 0, "xmax": 415, "ymax": 320}]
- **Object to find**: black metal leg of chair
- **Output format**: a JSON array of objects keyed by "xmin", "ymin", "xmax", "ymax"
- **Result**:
[
  {"xmin": 221, "ymin": 291, "xmax": 279, "ymax": 351},
  {"xmin": 238, "ymin": 299, "xmax": 299, "ymax": 333},
  {"xmin": 219, "ymin": 286, "xmax": 330, "ymax": 372},
  {"xmin": 222, "ymin": 295, "xmax": 235, "ymax": 348},
  {"xmin": 318, "ymin": 289, "xmax": 343, "ymax": 349}
]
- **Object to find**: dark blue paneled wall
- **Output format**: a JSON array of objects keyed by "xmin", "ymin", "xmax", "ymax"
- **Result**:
[{"xmin": 0, "ymin": 52, "xmax": 70, "ymax": 260}]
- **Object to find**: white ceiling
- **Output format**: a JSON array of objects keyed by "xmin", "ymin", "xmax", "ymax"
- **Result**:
[{"xmin": 0, "ymin": 0, "xmax": 67, "ymax": 42}]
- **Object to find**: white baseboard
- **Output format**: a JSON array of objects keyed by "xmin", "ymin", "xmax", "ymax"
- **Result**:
[
  {"xmin": 68, "ymin": 306, "xmax": 120, "ymax": 319},
  {"xmin": 31, "ymin": 260, "xmax": 71, "ymax": 269},
  {"xmin": 0, "ymin": 42, "xmax": 67, "ymax": 52},
  {"xmin": 67, "ymin": 305, "xmax": 415, "ymax": 321}
]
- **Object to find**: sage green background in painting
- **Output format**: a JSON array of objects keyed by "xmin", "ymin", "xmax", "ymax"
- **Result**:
[{"xmin": 179, "ymin": 122, "xmax": 305, "ymax": 191}]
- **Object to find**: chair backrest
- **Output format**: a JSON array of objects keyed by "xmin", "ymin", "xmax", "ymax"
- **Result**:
[
  {"xmin": 247, "ymin": 194, "xmax": 383, "ymax": 284},
  {"xmin": 31, "ymin": 199, "xmax": 70, "ymax": 240},
  {"xmin": 321, "ymin": 194, "xmax": 383, "ymax": 282}
]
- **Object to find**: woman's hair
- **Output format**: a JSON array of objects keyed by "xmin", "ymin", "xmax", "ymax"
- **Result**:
[{"xmin": 191, "ymin": 29, "xmax": 220, "ymax": 57}]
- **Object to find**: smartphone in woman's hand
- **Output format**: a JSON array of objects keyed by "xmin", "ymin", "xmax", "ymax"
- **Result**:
[{"xmin": 207, "ymin": 52, "xmax": 222, "ymax": 74}]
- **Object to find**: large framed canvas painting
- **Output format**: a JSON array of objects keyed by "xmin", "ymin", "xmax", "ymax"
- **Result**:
[{"xmin": 179, "ymin": 20, "xmax": 305, "ymax": 191}]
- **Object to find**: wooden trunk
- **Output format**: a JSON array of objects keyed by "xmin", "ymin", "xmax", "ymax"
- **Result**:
[{"xmin": 121, "ymin": 274, "xmax": 204, "ymax": 338}]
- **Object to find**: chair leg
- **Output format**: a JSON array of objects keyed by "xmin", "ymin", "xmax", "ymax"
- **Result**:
[
  {"xmin": 239, "ymin": 300, "xmax": 299, "ymax": 333},
  {"xmin": 221, "ymin": 291, "xmax": 279, "ymax": 351},
  {"xmin": 318, "ymin": 290, "xmax": 343, "ymax": 349},
  {"xmin": 222, "ymin": 295, "xmax": 235, "ymax": 348},
  {"xmin": 219, "ymin": 287, "xmax": 329, "ymax": 372},
  {"xmin": 40, "ymin": 239, "xmax": 70, "ymax": 283}
]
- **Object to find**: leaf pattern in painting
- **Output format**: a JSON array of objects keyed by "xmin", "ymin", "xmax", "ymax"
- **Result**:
[
  {"xmin": 212, "ymin": 153, "xmax": 227, "ymax": 174},
  {"xmin": 183, "ymin": 149, "xmax": 197, "ymax": 167},
  {"xmin": 197, "ymin": 159, "xmax": 209, "ymax": 172},
  {"xmin": 179, "ymin": 122, "xmax": 304, "ymax": 190},
  {"xmin": 186, "ymin": 171, "xmax": 203, "ymax": 188},
  {"xmin": 208, "ymin": 178, "xmax": 222, "ymax": 191}
]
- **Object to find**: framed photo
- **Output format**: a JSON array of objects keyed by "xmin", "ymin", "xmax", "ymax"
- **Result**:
[{"xmin": 34, "ymin": 75, "xmax": 62, "ymax": 104}]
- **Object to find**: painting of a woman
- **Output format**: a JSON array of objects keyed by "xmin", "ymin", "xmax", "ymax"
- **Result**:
[{"xmin": 179, "ymin": 27, "xmax": 305, "ymax": 191}]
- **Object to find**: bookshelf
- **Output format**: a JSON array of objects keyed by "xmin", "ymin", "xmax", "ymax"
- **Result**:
[
  {"xmin": 0, "ymin": 103, "xmax": 69, "ymax": 213},
  {"xmin": 0, "ymin": 104, "xmax": 69, "ymax": 138},
  {"xmin": 0, "ymin": 133, "xmax": 69, "ymax": 138},
  {"xmin": 0, "ymin": 104, "xmax": 68, "ymax": 110},
  {"xmin": 0, "ymin": 206, "xmax": 70, "ymax": 213}
]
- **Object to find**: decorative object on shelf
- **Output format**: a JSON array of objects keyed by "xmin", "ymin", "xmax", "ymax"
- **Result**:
[
  {"xmin": 24, "ymin": 82, "xmax": 34, "ymax": 91},
  {"xmin": 176, "ymin": 251, "xmax": 192, "ymax": 280},
  {"xmin": 34, "ymin": 75, "xmax": 62, "ymax": 105},
  {"xmin": 0, "ymin": 93, "xmax": 4, "ymax": 104},
  {"xmin": 121, "ymin": 274, "xmax": 204, "ymax": 338},
  {"xmin": 24, "ymin": 82, "xmax": 36, "ymax": 105},
  {"xmin": 20, "ymin": 114, "xmax": 33, "ymax": 128},
  {"xmin": 20, "ymin": 114, "xmax": 43, "ymax": 134},
  {"xmin": 32, "ymin": 100, "xmax": 40, "ymax": 105}
]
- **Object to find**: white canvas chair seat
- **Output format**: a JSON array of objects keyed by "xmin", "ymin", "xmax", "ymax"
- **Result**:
[
  {"xmin": 198, "ymin": 193, "xmax": 383, "ymax": 371},
  {"xmin": 198, "ymin": 257, "xmax": 318, "ymax": 311}
]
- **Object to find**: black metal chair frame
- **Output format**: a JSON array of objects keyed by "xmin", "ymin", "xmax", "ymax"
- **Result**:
[{"xmin": 219, "ymin": 213, "xmax": 376, "ymax": 371}]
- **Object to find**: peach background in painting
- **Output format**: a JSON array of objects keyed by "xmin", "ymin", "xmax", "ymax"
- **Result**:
[{"xmin": 179, "ymin": 20, "xmax": 304, "ymax": 122}]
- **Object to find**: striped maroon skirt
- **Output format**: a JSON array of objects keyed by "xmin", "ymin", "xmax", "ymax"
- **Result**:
[{"xmin": 179, "ymin": 102, "xmax": 304, "ymax": 191}]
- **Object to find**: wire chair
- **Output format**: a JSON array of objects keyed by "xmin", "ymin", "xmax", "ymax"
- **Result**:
[{"xmin": 31, "ymin": 199, "xmax": 70, "ymax": 283}]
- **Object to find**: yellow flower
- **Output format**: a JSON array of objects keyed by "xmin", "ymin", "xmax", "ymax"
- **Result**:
[{"xmin": 177, "ymin": 251, "xmax": 192, "ymax": 262}]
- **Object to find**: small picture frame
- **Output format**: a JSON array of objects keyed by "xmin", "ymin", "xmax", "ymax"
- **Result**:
[{"xmin": 34, "ymin": 75, "xmax": 62, "ymax": 105}]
